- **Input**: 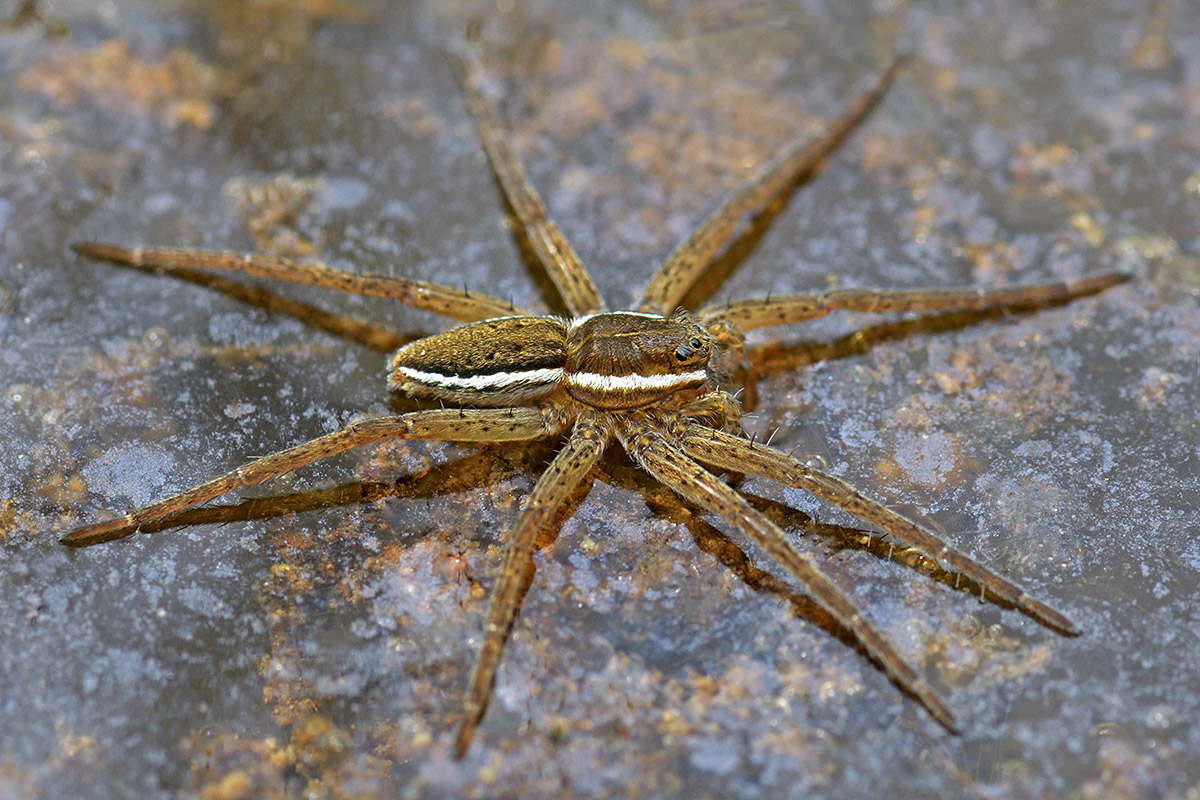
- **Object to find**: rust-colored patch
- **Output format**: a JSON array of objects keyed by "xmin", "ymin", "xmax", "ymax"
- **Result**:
[
  {"xmin": 17, "ymin": 40, "xmax": 218, "ymax": 129},
  {"xmin": 1136, "ymin": 367, "xmax": 1181, "ymax": 408},
  {"xmin": 224, "ymin": 175, "xmax": 324, "ymax": 258},
  {"xmin": 930, "ymin": 618, "xmax": 1053, "ymax": 688}
]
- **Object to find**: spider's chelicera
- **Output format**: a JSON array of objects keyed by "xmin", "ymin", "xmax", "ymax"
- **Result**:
[{"xmin": 60, "ymin": 52, "xmax": 1126, "ymax": 757}]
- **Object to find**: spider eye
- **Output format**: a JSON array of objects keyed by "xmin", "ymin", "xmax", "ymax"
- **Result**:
[
  {"xmin": 674, "ymin": 346, "xmax": 691, "ymax": 362},
  {"xmin": 689, "ymin": 337, "xmax": 703, "ymax": 349}
]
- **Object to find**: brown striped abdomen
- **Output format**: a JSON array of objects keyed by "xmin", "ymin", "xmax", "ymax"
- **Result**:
[{"xmin": 389, "ymin": 316, "xmax": 568, "ymax": 406}]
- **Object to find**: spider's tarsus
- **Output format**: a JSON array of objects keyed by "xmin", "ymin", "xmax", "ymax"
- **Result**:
[
  {"xmin": 71, "ymin": 241, "xmax": 138, "ymax": 265},
  {"xmin": 1025, "ymin": 597, "xmax": 1082, "ymax": 636},
  {"xmin": 58, "ymin": 516, "xmax": 135, "ymax": 547},
  {"xmin": 1075, "ymin": 271, "xmax": 1132, "ymax": 294},
  {"xmin": 924, "ymin": 695, "xmax": 960, "ymax": 734},
  {"xmin": 452, "ymin": 720, "xmax": 474, "ymax": 760}
]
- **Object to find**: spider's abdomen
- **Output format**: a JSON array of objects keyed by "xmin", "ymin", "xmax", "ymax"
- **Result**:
[
  {"xmin": 389, "ymin": 316, "xmax": 568, "ymax": 406},
  {"xmin": 564, "ymin": 311, "xmax": 712, "ymax": 410}
]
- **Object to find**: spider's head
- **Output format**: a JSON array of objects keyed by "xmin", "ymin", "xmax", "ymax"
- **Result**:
[{"xmin": 565, "ymin": 311, "xmax": 714, "ymax": 409}]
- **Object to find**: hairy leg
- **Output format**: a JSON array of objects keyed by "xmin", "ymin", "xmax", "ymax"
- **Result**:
[
  {"xmin": 71, "ymin": 243, "xmax": 526, "ymax": 323},
  {"xmin": 619, "ymin": 414, "xmax": 957, "ymax": 731},
  {"xmin": 455, "ymin": 416, "xmax": 610, "ymax": 757},
  {"xmin": 60, "ymin": 407, "xmax": 563, "ymax": 546},
  {"xmin": 451, "ymin": 51, "xmax": 606, "ymax": 317},
  {"xmin": 699, "ymin": 272, "xmax": 1129, "ymax": 330},
  {"xmin": 678, "ymin": 426, "xmax": 1078, "ymax": 633},
  {"xmin": 638, "ymin": 57, "xmax": 905, "ymax": 316}
]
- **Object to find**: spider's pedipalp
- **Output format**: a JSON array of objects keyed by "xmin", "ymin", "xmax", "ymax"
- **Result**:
[
  {"xmin": 665, "ymin": 390, "xmax": 744, "ymax": 437},
  {"xmin": 455, "ymin": 416, "xmax": 610, "ymax": 759},
  {"xmin": 678, "ymin": 425, "xmax": 1080, "ymax": 634},
  {"xmin": 618, "ymin": 414, "xmax": 958, "ymax": 731}
]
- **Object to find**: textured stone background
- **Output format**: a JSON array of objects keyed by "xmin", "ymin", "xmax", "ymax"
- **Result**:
[{"xmin": 1, "ymin": 1, "xmax": 1197, "ymax": 798}]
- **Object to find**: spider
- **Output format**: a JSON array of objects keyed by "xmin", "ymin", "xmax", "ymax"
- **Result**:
[{"xmin": 59, "ymin": 51, "xmax": 1126, "ymax": 758}]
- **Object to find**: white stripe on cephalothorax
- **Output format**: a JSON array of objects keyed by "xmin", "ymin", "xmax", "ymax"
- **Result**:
[
  {"xmin": 395, "ymin": 365, "xmax": 564, "ymax": 393},
  {"xmin": 565, "ymin": 369, "xmax": 708, "ymax": 393}
]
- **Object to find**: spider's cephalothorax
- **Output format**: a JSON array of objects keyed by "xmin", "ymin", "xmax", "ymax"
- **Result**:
[{"xmin": 59, "ymin": 49, "xmax": 1127, "ymax": 759}]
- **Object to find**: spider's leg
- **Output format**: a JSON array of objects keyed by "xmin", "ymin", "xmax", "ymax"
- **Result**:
[
  {"xmin": 71, "ymin": 243, "xmax": 526, "ymax": 323},
  {"xmin": 638, "ymin": 57, "xmax": 905, "ymax": 316},
  {"xmin": 678, "ymin": 426, "xmax": 1079, "ymax": 633},
  {"xmin": 699, "ymin": 272, "xmax": 1129, "ymax": 330},
  {"xmin": 455, "ymin": 417, "xmax": 609, "ymax": 758},
  {"xmin": 59, "ymin": 407, "xmax": 562, "ymax": 546},
  {"xmin": 451, "ymin": 52, "xmax": 606, "ymax": 317},
  {"xmin": 97, "ymin": 258, "xmax": 408, "ymax": 351},
  {"xmin": 618, "ymin": 415, "xmax": 957, "ymax": 731}
]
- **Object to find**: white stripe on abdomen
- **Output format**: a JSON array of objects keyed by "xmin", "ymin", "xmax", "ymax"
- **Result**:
[{"xmin": 396, "ymin": 365, "xmax": 564, "ymax": 393}]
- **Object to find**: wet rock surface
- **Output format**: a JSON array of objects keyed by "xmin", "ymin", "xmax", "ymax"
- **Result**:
[{"xmin": 1, "ymin": 1, "xmax": 1197, "ymax": 798}]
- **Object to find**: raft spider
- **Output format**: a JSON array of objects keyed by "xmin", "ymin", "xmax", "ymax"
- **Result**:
[{"xmin": 60, "ymin": 51, "xmax": 1126, "ymax": 756}]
